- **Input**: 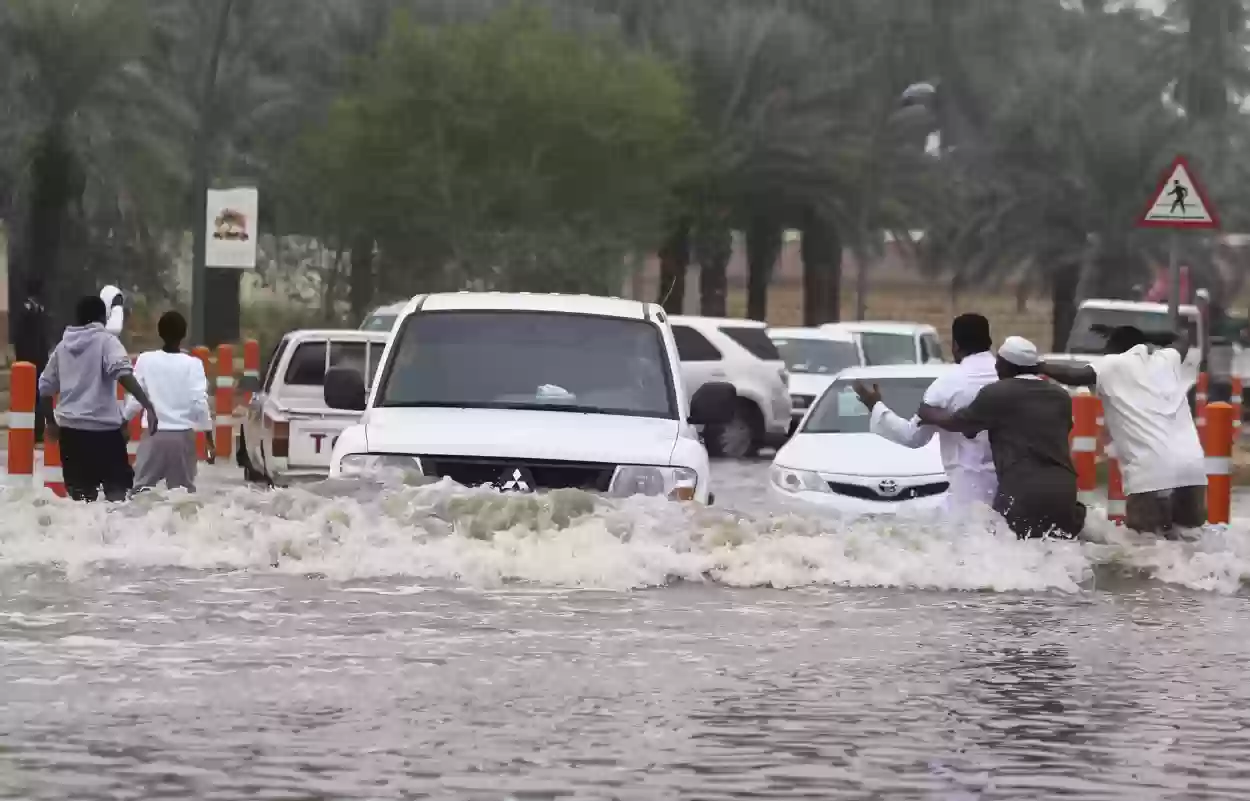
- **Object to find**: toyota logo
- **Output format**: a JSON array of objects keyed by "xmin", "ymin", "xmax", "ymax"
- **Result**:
[{"xmin": 877, "ymin": 479, "xmax": 900, "ymax": 496}]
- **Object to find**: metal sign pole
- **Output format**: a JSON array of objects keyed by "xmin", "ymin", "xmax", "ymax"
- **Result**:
[{"xmin": 1168, "ymin": 231, "xmax": 1180, "ymax": 329}]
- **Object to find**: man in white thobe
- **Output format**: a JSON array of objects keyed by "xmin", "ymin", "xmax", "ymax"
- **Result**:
[{"xmin": 852, "ymin": 313, "xmax": 999, "ymax": 511}]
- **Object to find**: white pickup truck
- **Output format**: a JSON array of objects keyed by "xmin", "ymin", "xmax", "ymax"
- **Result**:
[
  {"xmin": 237, "ymin": 329, "xmax": 390, "ymax": 484},
  {"xmin": 1041, "ymin": 299, "xmax": 1204, "ymax": 391}
]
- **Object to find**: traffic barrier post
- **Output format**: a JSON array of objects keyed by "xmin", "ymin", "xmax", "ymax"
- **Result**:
[
  {"xmin": 215, "ymin": 344, "xmax": 235, "ymax": 460},
  {"xmin": 6, "ymin": 362, "xmax": 36, "ymax": 488},
  {"xmin": 192, "ymin": 346, "xmax": 211, "ymax": 461},
  {"xmin": 1195, "ymin": 372, "xmax": 1209, "ymax": 447},
  {"xmin": 242, "ymin": 339, "xmax": 260, "ymax": 405},
  {"xmin": 43, "ymin": 395, "xmax": 65, "ymax": 497},
  {"xmin": 1071, "ymin": 395, "xmax": 1099, "ymax": 507},
  {"xmin": 1105, "ymin": 443, "xmax": 1126, "ymax": 525},
  {"xmin": 1232, "ymin": 377, "xmax": 1243, "ymax": 434},
  {"xmin": 1205, "ymin": 402, "xmax": 1234, "ymax": 525},
  {"xmin": 117, "ymin": 360, "xmax": 142, "ymax": 467}
]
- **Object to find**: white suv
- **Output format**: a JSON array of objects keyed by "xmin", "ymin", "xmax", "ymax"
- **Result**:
[
  {"xmin": 669, "ymin": 316, "xmax": 792, "ymax": 458},
  {"xmin": 324, "ymin": 293, "xmax": 737, "ymax": 504}
]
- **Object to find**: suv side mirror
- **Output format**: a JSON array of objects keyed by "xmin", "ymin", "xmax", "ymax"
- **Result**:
[
  {"xmin": 324, "ymin": 366, "xmax": 367, "ymax": 411},
  {"xmin": 689, "ymin": 381, "xmax": 736, "ymax": 426}
]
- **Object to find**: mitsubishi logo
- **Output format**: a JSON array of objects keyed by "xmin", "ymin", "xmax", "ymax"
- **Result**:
[
  {"xmin": 877, "ymin": 479, "xmax": 900, "ymax": 497},
  {"xmin": 496, "ymin": 467, "xmax": 534, "ymax": 493}
]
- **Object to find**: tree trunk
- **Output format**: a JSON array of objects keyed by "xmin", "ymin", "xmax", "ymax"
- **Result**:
[
  {"xmin": 348, "ymin": 234, "xmax": 375, "ymax": 323},
  {"xmin": 657, "ymin": 221, "xmax": 690, "ymax": 314},
  {"xmin": 22, "ymin": 125, "xmax": 78, "ymax": 331},
  {"xmin": 800, "ymin": 215, "xmax": 842, "ymax": 325},
  {"xmin": 190, "ymin": 0, "xmax": 238, "ymax": 347},
  {"xmin": 1050, "ymin": 261, "xmax": 1080, "ymax": 352},
  {"xmin": 695, "ymin": 225, "xmax": 732, "ymax": 317},
  {"xmin": 745, "ymin": 218, "xmax": 780, "ymax": 322}
]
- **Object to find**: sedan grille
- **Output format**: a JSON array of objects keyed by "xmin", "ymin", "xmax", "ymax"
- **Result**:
[
  {"xmin": 421, "ymin": 456, "xmax": 616, "ymax": 492},
  {"xmin": 826, "ymin": 481, "xmax": 949, "ymax": 502}
]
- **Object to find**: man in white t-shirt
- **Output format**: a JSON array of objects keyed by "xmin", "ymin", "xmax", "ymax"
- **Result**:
[{"xmin": 1039, "ymin": 325, "xmax": 1205, "ymax": 535}]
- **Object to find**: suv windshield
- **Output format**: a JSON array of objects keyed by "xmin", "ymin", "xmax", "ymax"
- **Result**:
[
  {"xmin": 1066, "ymin": 308, "xmax": 1199, "ymax": 354},
  {"xmin": 378, "ymin": 311, "xmax": 676, "ymax": 418},
  {"xmin": 772, "ymin": 338, "xmax": 859, "ymax": 375},
  {"xmin": 361, "ymin": 313, "xmax": 398, "ymax": 332},
  {"xmin": 803, "ymin": 377, "xmax": 935, "ymax": 434},
  {"xmin": 860, "ymin": 332, "xmax": 918, "ymax": 365}
]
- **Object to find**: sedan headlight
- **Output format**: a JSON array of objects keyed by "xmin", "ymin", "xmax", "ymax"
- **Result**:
[
  {"xmin": 769, "ymin": 465, "xmax": 829, "ymax": 494},
  {"xmin": 338, "ymin": 453, "xmax": 424, "ymax": 477},
  {"xmin": 609, "ymin": 465, "xmax": 699, "ymax": 501}
]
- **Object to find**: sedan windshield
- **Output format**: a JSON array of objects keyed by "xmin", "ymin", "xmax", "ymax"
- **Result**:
[
  {"xmin": 803, "ymin": 377, "xmax": 935, "ymax": 434},
  {"xmin": 377, "ymin": 310, "xmax": 677, "ymax": 419},
  {"xmin": 772, "ymin": 338, "xmax": 860, "ymax": 375}
]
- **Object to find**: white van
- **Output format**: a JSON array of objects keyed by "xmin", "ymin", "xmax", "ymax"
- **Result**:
[{"xmin": 324, "ymin": 292, "xmax": 736, "ymax": 503}]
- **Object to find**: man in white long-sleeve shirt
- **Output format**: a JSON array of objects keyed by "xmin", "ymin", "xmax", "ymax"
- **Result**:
[
  {"xmin": 851, "ymin": 314, "xmax": 999, "ymax": 510},
  {"xmin": 123, "ymin": 311, "xmax": 214, "ymax": 492}
]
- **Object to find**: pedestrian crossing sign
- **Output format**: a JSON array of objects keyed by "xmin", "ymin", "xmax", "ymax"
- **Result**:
[{"xmin": 1139, "ymin": 155, "xmax": 1219, "ymax": 229}]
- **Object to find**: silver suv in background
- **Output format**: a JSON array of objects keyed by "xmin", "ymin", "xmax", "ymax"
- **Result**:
[{"xmin": 669, "ymin": 316, "xmax": 792, "ymax": 459}]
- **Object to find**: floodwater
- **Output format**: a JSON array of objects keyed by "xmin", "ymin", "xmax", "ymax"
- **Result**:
[{"xmin": 3, "ymin": 461, "xmax": 1250, "ymax": 800}]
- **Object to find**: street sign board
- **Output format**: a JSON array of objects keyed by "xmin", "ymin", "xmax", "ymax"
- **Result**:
[{"xmin": 1139, "ymin": 155, "xmax": 1219, "ymax": 229}]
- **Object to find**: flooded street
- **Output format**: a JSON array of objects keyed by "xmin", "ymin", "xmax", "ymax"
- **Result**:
[{"xmin": 3, "ymin": 461, "xmax": 1250, "ymax": 800}]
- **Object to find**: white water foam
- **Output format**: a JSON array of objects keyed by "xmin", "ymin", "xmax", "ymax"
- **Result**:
[{"xmin": 1, "ymin": 478, "xmax": 1248, "ymax": 593}]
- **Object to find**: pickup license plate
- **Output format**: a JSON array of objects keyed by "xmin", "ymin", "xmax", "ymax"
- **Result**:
[{"xmin": 288, "ymin": 423, "xmax": 346, "ymax": 467}]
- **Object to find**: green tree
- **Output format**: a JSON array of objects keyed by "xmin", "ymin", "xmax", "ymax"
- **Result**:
[{"xmin": 295, "ymin": 5, "xmax": 690, "ymax": 297}]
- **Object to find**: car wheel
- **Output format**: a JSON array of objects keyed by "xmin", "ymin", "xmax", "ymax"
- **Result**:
[{"xmin": 705, "ymin": 400, "xmax": 762, "ymax": 460}]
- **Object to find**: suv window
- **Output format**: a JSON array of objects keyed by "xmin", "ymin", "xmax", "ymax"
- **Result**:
[
  {"xmin": 262, "ymin": 338, "xmax": 290, "ymax": 393},
  {"xmin": 719, "ymin": 326, "xmax": 782, "ymax": 360},
  {"xmin": 860, "ymin": 332, "xmax": 918, "ymax": 365},
  {"xmin": 672, "ymin": 325, "xmax": 722, "ymax": 361},
  {"xmin": 284, "ymin": 341, "xmax": 328, "ymax": 385}
]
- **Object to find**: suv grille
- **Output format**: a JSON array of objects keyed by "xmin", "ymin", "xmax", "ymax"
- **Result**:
[
  {"xmin": 421, "ymin": 456, "xmax": 616, "ymax": 492},
  {"xmin": 826, "ymin": 481, "xmax": 949, "ymax": 502}
]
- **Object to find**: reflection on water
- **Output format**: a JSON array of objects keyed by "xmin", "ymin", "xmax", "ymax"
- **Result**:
[{"xmin": 1, "ymin": 462, "xmax": 1250, "ymax": 798}]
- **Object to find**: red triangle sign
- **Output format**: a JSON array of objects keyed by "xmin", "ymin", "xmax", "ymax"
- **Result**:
[{"xmin": 1138, "ymin": 155, "xmax": 1219, "ymax": 229}]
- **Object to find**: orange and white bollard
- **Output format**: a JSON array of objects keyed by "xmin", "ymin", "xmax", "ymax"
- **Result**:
[
  {"xmin": 242, "ymin": 339, "xmax": 260, "ymax": 406},
  {"xmin": 116, "ymin": 361, "xmax": 142, "ymax": 467},
  {"xmin": 215, "ymin": 344, "xmax": 235, "ymax": 460},
  {"xmin": 1106, "ymin": 444, "xmax": 1126, "ymax": 525},
  {"xmin": 43, "ymin": 396, "xmax": 65, "ymax": 498},
  {"xmin": 192, "ymin": 346, "xmax": 211, "ymax": 461},
  {"xmin": 1071, "ymin": 394, "xmax": 1100, "ymax": 507},
  {"xmin": 1195, "ymin": 372, "xmax": 1209, "ymax": 446},
  {"xmin": 1204, "ymin": 401, "xmax": 1234, "ymax": 525},
  {"xmin": 6, "ymin": 362, "xmax": 36, "ymax": 488},
  {"xmin": 1231, "ymin": 377, "xmax": 1243, "ymax": 435}
]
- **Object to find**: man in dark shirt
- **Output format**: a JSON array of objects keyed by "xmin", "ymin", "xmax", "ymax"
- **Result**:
[{"xmin": 918, "ymin": 336, "xmax": 1086, "ymax": 539}]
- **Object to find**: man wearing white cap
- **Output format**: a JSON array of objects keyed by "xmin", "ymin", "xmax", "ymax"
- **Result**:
[{"xmin": 918, "ymin": 336, "xmax": 1086, "ymax": 539}]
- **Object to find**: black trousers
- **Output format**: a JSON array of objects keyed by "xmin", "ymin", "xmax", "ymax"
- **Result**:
[{"xmin": 59, "ymin": 427, "xmax": 133, "ymax": 502}]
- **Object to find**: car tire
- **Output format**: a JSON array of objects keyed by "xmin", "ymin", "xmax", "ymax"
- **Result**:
[{"xmin": 705, "ymin": 399, "xmax": 763, "ymax": 460}]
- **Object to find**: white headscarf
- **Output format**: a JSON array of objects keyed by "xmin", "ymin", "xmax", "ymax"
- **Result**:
[{"xmin": 997, "ymin": 336, "xmax": 1040, "ymax": 367}]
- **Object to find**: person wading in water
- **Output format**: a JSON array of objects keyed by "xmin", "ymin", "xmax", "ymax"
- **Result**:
[{"xmin": 124, "ymin": 311, "xmax": 214, "ymax": 492}]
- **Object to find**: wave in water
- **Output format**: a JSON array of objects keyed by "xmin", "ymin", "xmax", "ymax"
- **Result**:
[{"xmin": 1, "ymin": 478, "xmax": 1248, "ymax": 593}]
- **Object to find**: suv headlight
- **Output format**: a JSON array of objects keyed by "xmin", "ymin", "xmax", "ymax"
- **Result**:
[
  {"xmin": 338, "ymin": 453, "xmax": 424, "ymax": 477},
  {"xmin": 609, "ymin": 466, "xmax": 699, "ymax": 501},
  {"xmin": 769, "ymin": 465, "xmax": 829, "ymax": 494}
]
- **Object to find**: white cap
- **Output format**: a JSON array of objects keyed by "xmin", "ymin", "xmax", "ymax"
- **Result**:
[{"xmin": 998, "ymin": 336, "xmax": 1039, "ymax": 367}]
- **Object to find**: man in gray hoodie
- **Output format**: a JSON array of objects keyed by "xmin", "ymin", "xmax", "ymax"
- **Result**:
[{"xmin": 38, "ymin": 296, "xmax": 159, "ymax": 502}]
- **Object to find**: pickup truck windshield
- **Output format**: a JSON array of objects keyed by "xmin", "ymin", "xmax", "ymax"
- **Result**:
[
  {"xmin": 377, "ymin": 311, "xmax": 677, "ymax": 419},
  {"xmin": 1065, "ymin": 308, "xmax": 1199, "ymax": 354}
]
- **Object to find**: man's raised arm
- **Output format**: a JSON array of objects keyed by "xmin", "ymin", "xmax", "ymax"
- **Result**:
[{"xmin": 1038, "ymin": 361, "xmax": 1097, "ymax": 387}]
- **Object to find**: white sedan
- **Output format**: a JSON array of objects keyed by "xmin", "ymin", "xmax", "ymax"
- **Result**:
[{"xmin": 769, "ymin": 364, "xmax": 951, "ymax": 517}]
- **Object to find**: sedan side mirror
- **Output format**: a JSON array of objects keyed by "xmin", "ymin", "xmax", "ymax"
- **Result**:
[
  {"xmin": 689, "ymin": 381, "xmax": 736, "ymax": 426},
  {"xmin": 324, "ymin": 366, "xmax": 367, "ymax": 411}
]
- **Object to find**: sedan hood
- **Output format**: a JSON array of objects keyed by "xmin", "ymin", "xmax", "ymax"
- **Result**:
[
  {"xmin": 364, "ymin": 407, "xmax": 686, "ymax": 465},
  {"xmin": 775, "ymin": 432, "xmax": 944, "ymax": 478}
]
